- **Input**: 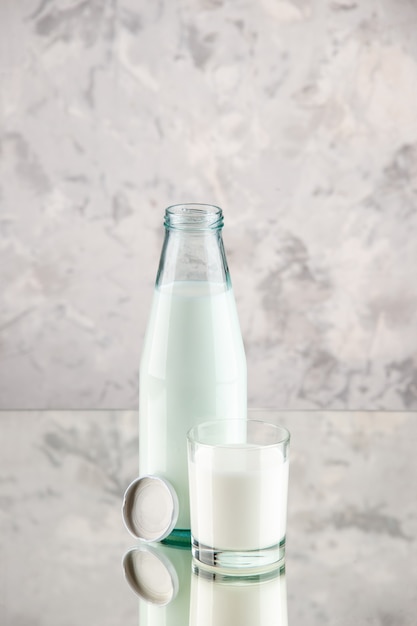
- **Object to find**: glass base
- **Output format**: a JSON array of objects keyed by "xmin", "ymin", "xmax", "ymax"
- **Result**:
[
  {"xmin": 192, "ymin": 537, "xmax": 285, "ymax": 576},
  {"xmin": 192, "ymin": 559, "xmax": 285, "ymax": 582},
  {"xmin": 162, "ymin": 528, "xmax": 191, "ymax": 547}
]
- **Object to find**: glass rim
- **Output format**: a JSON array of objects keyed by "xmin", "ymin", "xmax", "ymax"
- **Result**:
[
  {"xmin": 164, "ymin": 203, "xmax": 224, "ymax": 231},
  {"xmin": 187, "ymin": 419, "xmax": 290, "ymax": 449}
]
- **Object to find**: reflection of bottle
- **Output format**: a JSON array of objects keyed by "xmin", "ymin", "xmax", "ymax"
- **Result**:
[
  {"xmin": 189, "ymin": 565, "xmax": 288, "ymax": 626},
  {"xmin": 139, "ymin": 204, "xmax": 247, "ymax": 541},
  {"xmin": 123, "ymin": 544, "xmax": 192, "ymax": 625}
]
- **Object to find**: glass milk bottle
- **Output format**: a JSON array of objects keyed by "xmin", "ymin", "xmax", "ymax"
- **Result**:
[{"xmin": 139, "ymin": 204, "xmax": 247, "ymax": 543}]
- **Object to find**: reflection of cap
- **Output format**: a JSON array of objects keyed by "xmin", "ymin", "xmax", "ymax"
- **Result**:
[
  {"xmin": 123, "ymin": 544, "xmax": 179, "ymax": 605},
  {"xmin": 122, "ymin": 475, "xmax": 179, "ymax": 542},
  {"xmin": 122, "ymin": 543, "xmax": 193, "ymax": 626}
]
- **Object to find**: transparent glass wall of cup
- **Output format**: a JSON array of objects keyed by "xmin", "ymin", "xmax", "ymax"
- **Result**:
[
  {"xmin": 139, "ymin": 204, "xmax": 247, "ymax": 545},
  {"xmin": 187, "ymin": 419, "xmax": 290, "ymax": 574}
]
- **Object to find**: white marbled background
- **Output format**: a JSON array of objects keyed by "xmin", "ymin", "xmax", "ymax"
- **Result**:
[{"xmin": 0, "ymin": 0, "xmax": 416, "ymax": 409}]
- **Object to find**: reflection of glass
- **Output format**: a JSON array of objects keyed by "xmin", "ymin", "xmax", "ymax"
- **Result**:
[
  {"xmin": 122, "ymin": 544, "xmax": 192, "ymax": 624},
  {"xmin": 188, "ymin": 420, "xmax": 290, "ymax": 573},
  {"xmin": 190, "ymin": 563, "xmax": 288, "ymax": 626}
]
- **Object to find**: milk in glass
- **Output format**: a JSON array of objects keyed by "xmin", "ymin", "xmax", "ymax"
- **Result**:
[{"xmin": 189, "ymin": 444, "xmax": 288, "ymax": 551}]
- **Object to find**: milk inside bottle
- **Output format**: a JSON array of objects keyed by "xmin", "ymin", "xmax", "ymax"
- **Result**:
[{"xmin": 139, "ymin": 204, "xmax": 247, "ymax": 543}]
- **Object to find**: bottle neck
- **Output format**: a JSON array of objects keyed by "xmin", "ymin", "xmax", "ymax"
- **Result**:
[{"xmin": 156, "ymin": 204, "xmax": 230, "ymax": 289}]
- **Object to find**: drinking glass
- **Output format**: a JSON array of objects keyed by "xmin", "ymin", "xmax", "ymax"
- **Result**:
[{"xmin": 187, "ymin": 419, "xmax": 290, "ymax": 574}]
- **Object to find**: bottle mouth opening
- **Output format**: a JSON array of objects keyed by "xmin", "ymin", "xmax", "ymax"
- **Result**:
[{"xmin": 164, "ymin": 204, "xmax": 224, "ymax": 231}]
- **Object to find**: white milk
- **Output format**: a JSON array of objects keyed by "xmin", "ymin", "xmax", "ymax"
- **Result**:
[
  {"xmin": 189, "ymin": 446, "xmax": 288, "ymax": 550},
  {"xmin": 139, "ymin": 281, "xmax": 247, "ymax": 529}
]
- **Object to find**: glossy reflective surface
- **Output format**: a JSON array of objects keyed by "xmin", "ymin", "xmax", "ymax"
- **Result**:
[{"xmin": 1, "ymin": 410, "xmax": 416, "ymax": 625}]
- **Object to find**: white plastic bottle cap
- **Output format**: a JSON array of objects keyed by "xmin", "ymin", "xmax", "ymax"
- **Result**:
[{"xmin": 122, "ymin": 475, "xmax": 179, "ymax": 542}]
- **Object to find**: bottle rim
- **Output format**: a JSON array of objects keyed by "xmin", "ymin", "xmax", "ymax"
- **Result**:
[{"xmin": 164, "ymin": 203, "xmax": 224, "ymax": 231}]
